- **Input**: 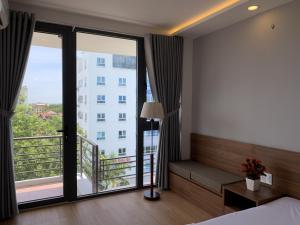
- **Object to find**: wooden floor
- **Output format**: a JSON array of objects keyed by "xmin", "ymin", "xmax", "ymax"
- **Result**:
[{"xmin": 2, "ymin": 190, "xmax": 213, "ymax": 225}]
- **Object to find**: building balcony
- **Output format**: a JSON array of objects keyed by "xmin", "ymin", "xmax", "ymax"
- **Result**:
[{"xmin": 14, "ymin": 135, "xmax": 156, "ymax": 203}]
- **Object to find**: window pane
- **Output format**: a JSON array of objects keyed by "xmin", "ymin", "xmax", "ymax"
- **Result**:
[
  {"xmin": 12, "ymin": 32, "xmax": 63, "ymax": 203},
  {"xmin": 77, "ymin": 32, "xmax": 137, "ymax": 196}
]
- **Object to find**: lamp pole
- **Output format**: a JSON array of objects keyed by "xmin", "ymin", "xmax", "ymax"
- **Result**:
[
  {"xmin": 140, "ymin": 102, "xmax": 163, "ymax": 201},
  {"xmin": 150, "ymin": 118, "xmax": 154, "ymax": 197},
  {"xmin": 144, "ymin": 118, "xmax": 160, "ymax": 200}
]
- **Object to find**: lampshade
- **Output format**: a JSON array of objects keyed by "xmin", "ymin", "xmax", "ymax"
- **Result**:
[{"xmin": 140, "ymin": 102, "xmax": 164, "ymax": 120}]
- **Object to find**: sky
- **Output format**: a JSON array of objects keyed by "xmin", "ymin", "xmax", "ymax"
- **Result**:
[{"xmin": 23, "ymin": 45, "xmax": 62, "ymax": 104}]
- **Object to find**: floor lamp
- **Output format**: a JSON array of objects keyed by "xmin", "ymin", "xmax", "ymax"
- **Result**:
[{"xmin": 140, "ymin": 102, "xmax": 164, "ymax": 201}]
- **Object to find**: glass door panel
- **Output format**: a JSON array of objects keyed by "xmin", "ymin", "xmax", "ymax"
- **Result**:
[
  {"xmin": 76, "ymin": 32, "xmax": 137, "ymax": 196},
  {"xmin": 12, "ymin": 32, "xmax": 64, "ymax": 203}
]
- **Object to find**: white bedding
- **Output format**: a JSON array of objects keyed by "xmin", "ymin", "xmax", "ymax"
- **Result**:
[{"xmin": 189, "ymin": 197, "xmax": 300, "ymax": 225}]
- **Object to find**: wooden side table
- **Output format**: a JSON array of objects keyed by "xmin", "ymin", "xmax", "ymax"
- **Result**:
[{"xmin": 223, "ymin": 181, "xmax": 283, "ymax": 214}]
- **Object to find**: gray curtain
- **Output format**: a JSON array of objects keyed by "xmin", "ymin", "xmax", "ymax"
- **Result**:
[
  {"xmin": 145, "ymin": 34, "xmax": 183, "ymax": 189},
  {"xmin": 0, "ymin": 11, "xmax": 35, "ymax": 220}
]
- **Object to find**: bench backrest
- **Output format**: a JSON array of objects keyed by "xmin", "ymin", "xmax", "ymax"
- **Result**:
[{"xmin": 191, "ymin": 133, "xmax": 300, "ymax": 199}]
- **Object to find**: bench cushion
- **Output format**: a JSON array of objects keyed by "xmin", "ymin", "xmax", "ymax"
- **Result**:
[
  {"xmin": 169, "ymin": 160, "xmax": 199, "ymax": 179},
  {"xmin": 169, "ymin": 160, "xmax": 243, "ymax": 194}
]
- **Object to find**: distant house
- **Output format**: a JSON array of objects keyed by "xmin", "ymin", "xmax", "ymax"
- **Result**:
[
  {"xmin": 32, "ymin": 103, "xmax": 48, "ymax": 113},
  {"xmin": 39, "ymin": 111, "xmax": 59, "ymax": 119}
]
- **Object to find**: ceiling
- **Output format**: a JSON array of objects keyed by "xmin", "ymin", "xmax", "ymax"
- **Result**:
[
  {"xmin": 9, "ymin": 0, "xmax": 294, "ymax": 38},
  {"xmin": 180, "ymin": 0, "xmax": 294, "ymax": 38},
  {"xmin": 32, "ymin": 31, "xmax": 137, "ymax": 55}
]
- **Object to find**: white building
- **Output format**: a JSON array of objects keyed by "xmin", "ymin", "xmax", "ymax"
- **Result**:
[
  {"xmin": 76, "ymin": 47, "xmax": 159, "ymax": 188},
  {"xmin": 77, "ymin": 51, "xmax": 137, "ymax": 158}
]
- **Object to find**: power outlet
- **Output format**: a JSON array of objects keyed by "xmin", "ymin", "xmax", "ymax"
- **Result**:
[
  {"xmin": 261, "ymin": 172, "xmax": 272, "ymax": 185},
  {"xmin": 260, "ymin": 175, "xmax": 266, "ymax": 183}
]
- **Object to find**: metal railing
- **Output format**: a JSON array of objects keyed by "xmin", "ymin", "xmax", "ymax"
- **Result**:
[
  {"xmin": 14, "ymin": 135, "xmax": 63, "ymax": 181},
  {"xmin": 77, "ymin": 134, "xmax": 99, "ymax": 192},
  {"xmin": 14, "ymin": 135, "xmax": 157, "ymax": 192}
]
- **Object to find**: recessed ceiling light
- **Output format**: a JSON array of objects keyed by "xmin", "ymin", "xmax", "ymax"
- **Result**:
[{"xmin": 248, "ymin": 5, "xmax": 259, "ymax": 11}]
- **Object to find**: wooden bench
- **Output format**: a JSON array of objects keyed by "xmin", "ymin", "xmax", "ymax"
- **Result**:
[
  {"xmin": 169, "ymin": 161, "xmax": 242, "ymax": 216},
  {"xmin": 170, "ymin": 133, "xmax": 300, "ymax": 216}
]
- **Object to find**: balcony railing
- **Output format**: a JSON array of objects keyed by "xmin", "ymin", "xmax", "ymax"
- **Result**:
[
  {"xmin": 14, "ymin": 135, "xmax": 63, "ymax": 182},
  {"xmin": 14, "ymin": 134, "xmax": 156, "ymax": 193}
]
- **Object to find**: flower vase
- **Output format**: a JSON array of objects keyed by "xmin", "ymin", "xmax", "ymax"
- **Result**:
[{"xmin": 246, "ymin": 178, "xmax": 260, "ymax": 191}]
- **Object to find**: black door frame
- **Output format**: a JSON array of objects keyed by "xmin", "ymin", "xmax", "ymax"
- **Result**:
[
  {"xmin": 18, "ymin": 21, "xmax": 77, "ymax": 209},
  {"xmin": 19, "ymin": 21, "xmax": 150, "ymax": 210},
  {"xmin": 74, "ymin": 27, "xmax": 146, "ymax": 196}
]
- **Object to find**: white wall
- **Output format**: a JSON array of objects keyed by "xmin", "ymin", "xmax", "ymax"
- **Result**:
[
  {"xmin": 181, "ymin": 38, "xmax": 193, "ymax": 159},
  {"xmin": 192, "ymin": 1, "xmax": 300, "ymax": 152},
  {"xmin": 9, "ymin": 2, "xmax": 164, "ymax": 37}
]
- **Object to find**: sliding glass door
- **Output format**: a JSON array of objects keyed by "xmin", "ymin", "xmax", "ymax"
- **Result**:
[
  {"xmin": 76, "ymin": 31, "xmax": 138, "ymax": 196},
  {"xmin": 12, "ymin": 31, "xmax": 64, "ymax": 203},
  {"xmin": 12, "ymin": 21, "xmax": 149, "ymax": 207},
  {"xmin": 12, "ymin": 22, "xmax": 76, "ymax": 207}
]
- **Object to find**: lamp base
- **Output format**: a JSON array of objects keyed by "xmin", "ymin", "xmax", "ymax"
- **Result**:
[{"xmin": 144, "ymin": 190, "xmax": 160, "ymax": 201}]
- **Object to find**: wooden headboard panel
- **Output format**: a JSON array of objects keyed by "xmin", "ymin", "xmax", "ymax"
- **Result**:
[{"xmin": 191, "ymin": 133, "xmax": 300, "ymax": 199}]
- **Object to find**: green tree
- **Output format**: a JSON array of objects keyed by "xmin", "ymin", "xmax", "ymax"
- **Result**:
[
  {"xmin": 12, "ymin": 92, "xmax": 63, "ymax": 181},
  {"xmin": 47, "ymin": 104, "xmax": 62, "ymax": 113}
]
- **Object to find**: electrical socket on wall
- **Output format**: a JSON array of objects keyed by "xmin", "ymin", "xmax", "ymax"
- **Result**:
[{"xmin": 260, "ymin": 172, "xmax": 272, "ymax": 185}]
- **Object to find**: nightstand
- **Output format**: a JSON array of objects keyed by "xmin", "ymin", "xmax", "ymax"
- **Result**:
[{"xmin": 223, "ymin": 181, "xmax": 283, "ymax": 214}]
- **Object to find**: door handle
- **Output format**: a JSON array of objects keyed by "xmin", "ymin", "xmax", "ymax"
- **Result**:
[{"xmin": 57, "ymin": 128, "xmax": 68, "ymax": 141}]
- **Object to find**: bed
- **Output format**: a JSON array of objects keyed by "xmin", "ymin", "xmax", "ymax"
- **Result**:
[{"xmin": 188, "ymin": 197, "xmax": 300, "ymax": 225}]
